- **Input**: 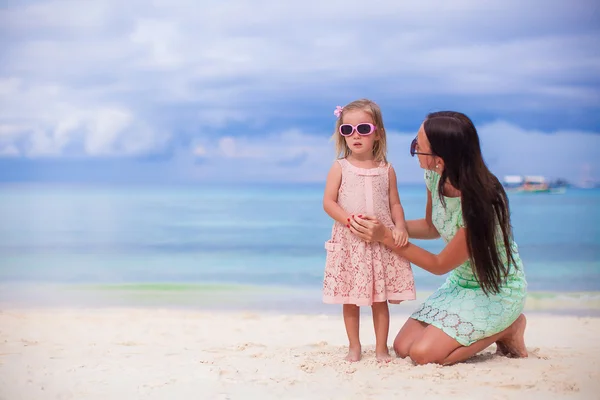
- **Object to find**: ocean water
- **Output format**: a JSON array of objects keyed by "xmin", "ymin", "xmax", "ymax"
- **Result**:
[{"xmin": 0, "ymin": 183, "xmax": 598, "ymax": 314}]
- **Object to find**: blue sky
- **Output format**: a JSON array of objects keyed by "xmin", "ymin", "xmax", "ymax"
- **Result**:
[{"xmin": 0, "ymin": 0, "xmax": 599, "ymax": 185}]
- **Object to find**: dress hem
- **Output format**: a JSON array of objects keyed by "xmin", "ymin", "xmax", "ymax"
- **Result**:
[
  {"xmin": 323, "ymin": 292, "xmax": 416, "ymax": 307},
  {"xmin": 410, "ymin": 316, "xmax": 473, "ymax": 346}
]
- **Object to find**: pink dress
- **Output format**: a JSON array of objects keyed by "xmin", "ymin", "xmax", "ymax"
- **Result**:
[{"xmin": 323, "ymin": 159, "xmax": 416, "ymax": 306}]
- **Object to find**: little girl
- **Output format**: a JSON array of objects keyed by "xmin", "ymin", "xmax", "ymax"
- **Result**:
[{"xmin": 322, "ymin": 99, "xmax": 415, "ymax": 362}]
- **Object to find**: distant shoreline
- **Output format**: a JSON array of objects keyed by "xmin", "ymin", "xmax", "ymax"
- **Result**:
[{"xmin": 1, "ymin": 282, "xmax": 599, "ymax": 317}]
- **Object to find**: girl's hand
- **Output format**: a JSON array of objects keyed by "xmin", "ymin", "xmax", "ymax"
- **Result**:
[
  {"xmin": 392, "ymin": 227, "xmax": 409, "ymax": 247},
  {"xmin": 348, "ymin": 215, "xmax": 387, "ymax": 243}
]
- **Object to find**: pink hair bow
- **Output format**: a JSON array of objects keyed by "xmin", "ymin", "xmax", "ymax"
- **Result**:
[{"xmin": 333, "ymin": 106, "xmax": 343, "ymax": 118}]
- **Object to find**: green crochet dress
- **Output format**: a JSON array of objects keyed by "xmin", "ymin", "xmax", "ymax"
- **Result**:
[{"xmin": 410, "ymin": 170, "xmax": 527, "ymax": 346}]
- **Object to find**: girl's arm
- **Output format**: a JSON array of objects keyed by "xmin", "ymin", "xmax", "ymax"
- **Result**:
[
  {"xmin": 323, "ymin": 162, "xmax": 351, "ymax": 226},
  {"xmin": 348, "ymin": 215, "xmax": 469, "ymax": 276},
  {"xmin": 406, "ymin": 189, "xmax": 440, "ymax": 239},
  {"xmin": 388, "ymin": 166, "xmax": 407, "ymax": 230}
]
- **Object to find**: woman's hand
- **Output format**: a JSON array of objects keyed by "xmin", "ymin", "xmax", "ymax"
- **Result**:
[{"xmin": 348, "ymin": 215, "xmax": 388, "ymax": 243}]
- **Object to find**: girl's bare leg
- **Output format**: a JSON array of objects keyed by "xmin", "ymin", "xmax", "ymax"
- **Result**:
[
  {"xmin": 372, "ymin": 301, "xmax": 391, "ymax": 362},
  {"xmin": 343, "ymin": 304, "xmax": 361, "ymax": 362}
]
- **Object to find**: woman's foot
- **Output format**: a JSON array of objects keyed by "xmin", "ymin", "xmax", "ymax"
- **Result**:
[
  {"xmin": 376, "ymin": 347, "xmax": 392, "ymax": 363},
  {"xmin": 496, "ymin": 314, "xmax": 528, "ymax": 358},
  {"xmin": 345, "ymin": 344, "xmax": 362, "ymax": 362},
  {"xmin": 494, "ymin": 340, "xmax": 510, "ymax": 356}
]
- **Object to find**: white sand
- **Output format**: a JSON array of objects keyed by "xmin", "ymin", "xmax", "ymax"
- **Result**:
[{"xmin": 1, "ymin": 308, "xmax": 598, "ymax": 400}]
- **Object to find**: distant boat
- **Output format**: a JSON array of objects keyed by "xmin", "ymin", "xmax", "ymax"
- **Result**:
[{"xmin": 502, "ymin": 175, "xmax": 566, "ymax": 194}]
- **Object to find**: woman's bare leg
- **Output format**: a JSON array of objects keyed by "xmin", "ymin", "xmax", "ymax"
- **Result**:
[
  {"xmin": 407, "ymin": 314, "xmax": 528, "ymax": 366},
  {"xmin": 393, "ymin": 317, "xmax": 428, "ymax": 358},
  {"xmin": 371, "ymin": 301, "xmax": 391, "ymax": 362},
  {"xmin": 343, "ymin": 304, "xmax": 361, "ymax": 362},
  {"xmin": 443, "ymin": 314, "xmax": 528, "ymax": 365}
]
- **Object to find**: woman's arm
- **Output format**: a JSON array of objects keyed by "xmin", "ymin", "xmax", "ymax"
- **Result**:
[
  {"xmin": 349, "ymin": 215, "xmax": 469, "ymax": 276},
  {"xmin": 381, "ymin": 225, "xmax": 469, "ymax": 275},
  {"xmin": 406, "ymin": 189, "xmax": 440, "ymax": 240},
  {"xmin": 323, "ymin": 162, "xmax": 351, "ymax": 226}
]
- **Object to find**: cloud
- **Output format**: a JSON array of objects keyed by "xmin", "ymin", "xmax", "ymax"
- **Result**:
[
  {"xmin": 193, "ymin": 145, "xmax": 206, "ymax": 157},
  {"xmin": 477, "ymin": 121, "xmax": 600, "ymax": 182},
  {"xmin": 189, "ymin": 129, "xmax": 334, "ymax": 182},
  {"xmin": 0, "ymin": 0, "xmax": 598, "ymax": 185},
  {"xmin": 0, "ymin": 79, "xmax": 170, "ymax": 157},
  {"xmin": 189, "ymin": 121, "xmax": 600, "ymax": 184},
  {"xmin": 0, "ymin": 144, "xmax": 19, "ymax": 157},
  {"xmin": 0, "ymin": 119, "xmax": 597, "ymax": 184}
]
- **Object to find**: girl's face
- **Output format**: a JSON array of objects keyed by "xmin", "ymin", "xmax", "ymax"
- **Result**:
[{"xmin": 341, "ymin": 109, "xmax": 378, "ymax": 159}]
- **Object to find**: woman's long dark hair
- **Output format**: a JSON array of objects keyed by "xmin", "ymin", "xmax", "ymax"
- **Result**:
[{"xmin": 424, "ymin": 111, "xmax": 516, "ymax": 295}]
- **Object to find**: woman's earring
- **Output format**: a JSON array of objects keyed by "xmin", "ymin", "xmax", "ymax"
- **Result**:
[{"xmin": 435, "ymin": 165, "xmax": 439, "ymax": 169}]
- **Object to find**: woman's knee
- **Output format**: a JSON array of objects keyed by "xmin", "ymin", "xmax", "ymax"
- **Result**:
[
  {"xmin": 393, "ymin": 318, "xmax": 428, "ymax": 359},
  {"xmin": 393, "ymin": 335, "xmax": 411, "ymax": 358},
  {"xmin": 408, "ymin": 341, "xmax": 440, "ymax": 365}
]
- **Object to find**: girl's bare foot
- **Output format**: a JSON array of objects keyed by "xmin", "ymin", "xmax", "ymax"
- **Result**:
[
  {"xmin": 496, "ymin": 314, "xmax": 528, "ymax": 358},
  {"xmin": 376, "ymin": 347, "xmax": 392, "ymax": 363},
  {"xmin": 345, "ymin": 345, "xmax": 362, "ymax": 362}
]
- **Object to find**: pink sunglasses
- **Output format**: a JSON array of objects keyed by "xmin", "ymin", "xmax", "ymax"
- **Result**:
[{"xmin": 339, "ymin": 123, "xmax": 376, "ymax": 137}]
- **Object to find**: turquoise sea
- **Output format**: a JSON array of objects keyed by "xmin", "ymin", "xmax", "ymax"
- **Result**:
[{"xmin": 0, "ymin": 183, "xmax": 598, "ymax": 315}]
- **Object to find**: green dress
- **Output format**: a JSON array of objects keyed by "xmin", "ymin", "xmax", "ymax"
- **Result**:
[{"xmin": 410, "ymin": 170, "xmax": 527, "ymax": 346}]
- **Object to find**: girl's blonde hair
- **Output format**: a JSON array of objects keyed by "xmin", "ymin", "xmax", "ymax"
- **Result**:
[{"xmin": 332, "ymin": 98, "xmax": 388, "ymax": 163}]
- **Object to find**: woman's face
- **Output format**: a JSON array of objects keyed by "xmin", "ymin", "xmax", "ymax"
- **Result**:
[{"xmin": 416, "ymin": 123, "xmax": 437, "ymax": 171}]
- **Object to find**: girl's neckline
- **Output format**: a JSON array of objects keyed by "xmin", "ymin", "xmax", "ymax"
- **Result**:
[{"xmin": 343, "ymin": 158, "xmax": 386, "ymax": 170}]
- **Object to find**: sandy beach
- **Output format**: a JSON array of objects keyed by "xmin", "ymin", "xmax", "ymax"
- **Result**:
[{"xmin": 1, "ymin": 308, "xmax": 598, "ymax": 400}]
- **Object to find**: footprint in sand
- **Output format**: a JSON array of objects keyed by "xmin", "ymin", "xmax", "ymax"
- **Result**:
[
  {"xmin": 500, "ymin": 384, "xmax": 536, "ymax": 390},
  {"xmin": 116, "ymin": 341, "xmax": 139, "ymax": 346},
  {"xmin": 299, "ymin": 362, "xmax": 316, "ymax": 373},
  {"xmin": 236, "ymin": 342, "xmax": 266, "ymax": 351},
  {"xmin": 552, "ymin": 381, "xmax": 580, "ymax": 392},
  {"xmin": 529, "ymin": 347, "xmax": 549, "ymax": 360}
]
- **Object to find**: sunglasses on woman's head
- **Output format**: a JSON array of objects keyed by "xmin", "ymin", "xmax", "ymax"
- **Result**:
[
  {"xmin": 410, "ymin": 137, "xmax": 435, "ymax": 157},
  {"xmin": 339, "ymin": 123, "xmax": 376, "ymax": 137}
]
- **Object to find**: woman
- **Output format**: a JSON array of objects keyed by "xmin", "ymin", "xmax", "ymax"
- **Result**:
[{"xmin": 348, "ymin": 111, "xmax": 528, "ymax": 366}]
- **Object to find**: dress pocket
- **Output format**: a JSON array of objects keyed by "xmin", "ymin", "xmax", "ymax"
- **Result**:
[
  {"xmin": 324, "ymin": 240, "xmax": 342, "ymax": 252},
  {"xmin": 324, "ymin": 240, "xmax": 343, "ymax": 273}
]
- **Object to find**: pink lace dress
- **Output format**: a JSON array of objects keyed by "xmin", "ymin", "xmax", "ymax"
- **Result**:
[{"xmin": 323, "ymin": 159, "xmax": 416, "ymax": 306}]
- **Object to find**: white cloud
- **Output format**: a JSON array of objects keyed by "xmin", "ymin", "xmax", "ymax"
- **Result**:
[
  {"xmin": 129, "ymin": 18, "xmax": 184, "ymax": 69},
  {"xmin": 0, "ymin": 144, "xmax": 19, "ymax": 157},
  {"xmin": 203, "ymin": 133, "xmax": 321, "ymax": 161},
  {"xmin": 193, "ymin": 145, "xmax": 206, "ymax": 157},
  {"xmin": 477, "ymin": 121, "xmax": 599, "ymax": 182},
  {"xmin": 218, "ymin": 137, "xmax": 237, "ymax": 159},
  {"xmin": 0, "ymin": 0, "xmax": 597, "ymax": 161},
  {"xmin": 189, "ymin": 122, "xmax": 600, "ymax": 184},
  {"xmin": 190, "ymin": 129, "xmax": 334, "ymax": 182},
  {"xmin": 0, "ymin": 90, "xmax": 170, "ymax": 158}
]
